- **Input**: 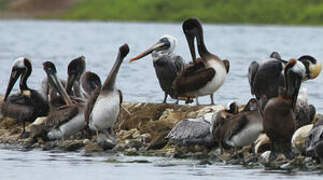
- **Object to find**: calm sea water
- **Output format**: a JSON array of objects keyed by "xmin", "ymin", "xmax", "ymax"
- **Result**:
[{"xmin": 1, "ymin": 20, "xmax": 323, "ymax": 179}]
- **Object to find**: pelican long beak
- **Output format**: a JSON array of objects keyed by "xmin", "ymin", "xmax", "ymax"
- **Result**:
[
  {"xmin": 309, "ymin": 61, "xmax": 322, "ymax": 79},
  {"xmin": 185, "ymin": 33, "xmax": 196, "ymax": 61},
  {"xmin": 66, "ymin": 73, "xmax": 77, "ymax": 95},
  {"xmin": 47, "ymin": 71, "xmax": 73, "ymax": 106},
  {"xmin": 4, "ymin": 68, "xmax": 23, "ymax": 101},
  {"xmin": 129, "ymin": 41, "xmax": 169, "ymax": 62}
]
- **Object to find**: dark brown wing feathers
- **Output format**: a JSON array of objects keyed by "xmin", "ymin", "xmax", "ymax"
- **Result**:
[{"xmin": 174, "ymin": 61, "xmax": 215, "ymax": 95}]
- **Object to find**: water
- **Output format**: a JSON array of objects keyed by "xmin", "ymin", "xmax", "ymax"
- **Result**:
[{"xmin": 1, "ymin": 20, "xmax": 323, "ymax": 179}]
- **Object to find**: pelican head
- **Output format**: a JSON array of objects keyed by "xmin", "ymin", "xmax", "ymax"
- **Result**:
[
  {"xmin": 298, "ymin": 55, "xmax": 321, "ymax": 80},
  {"xmin": 284, "ymin": 58, "xmax": 306, "ymax": 109},
  {"xmin": 43, "ymin": 61, "xmax": 73, "ymax": 105},
  {"xmin": 66, "ymin": 56, "xmax": 86, "ymax": 94},
  {"xmin": 225, "ymin": 100, "xmax": 239, "ymax": 114},
  {"xmin": 129, "ymin": 34, "xmax": 177, "ymax": 62},
  {"xmin": 4, "ymin": 57, "xmax": 31, "ymax": 101}
]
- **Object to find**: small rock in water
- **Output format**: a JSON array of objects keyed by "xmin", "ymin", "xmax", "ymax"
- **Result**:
[{"xmin": 97, "ymin": 133, "xmax": 117, "ymax": 150}]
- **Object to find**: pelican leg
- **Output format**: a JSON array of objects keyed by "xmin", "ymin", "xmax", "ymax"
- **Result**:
[
  {"xmin": 163, "ymin": 93, "xmax": 168, "ymax": 103},
  {"xmin": 210, "ymin": 94, "xmax": 215, "ymax": 105},
  {"xmin": 19, "ymin": 121, "xmax": 30, "ymax": 139},
  {"xmin": 196, "ymin": 96, "xmax": 200, "ymax": 106},
  {"xmin": 175, "ymin": 99, "xmax": 179, "ymax": 104}
]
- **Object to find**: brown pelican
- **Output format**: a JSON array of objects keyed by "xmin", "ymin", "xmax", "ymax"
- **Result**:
[
  {"xmin": 41, "ymin": 61, "xmax": 86, "ymax": 140},
  {"xmin": 212, "ymin": 98, "xmax": 262, "ymax": 152},
  {"xmin": 80, "ymin": 71, "xmax": 102, "ymax": 98},
  {"xmin": 263, "ymin": 58, "xmax": 306, "ymax": 160},
  {"xmin": 42, "ymin": 56, "xmax": 86, "ymax": 107},
  {"xmin": 1, "ymin": 57, "xmax": 49, "ymax": 138},
  {"xmin": 248, "ymin": 52, "xmax": 321, "ymax": 110},
  {"xmin": 174, "ymin": 18, "xmax": 230, "ymax": 105},
  {"xmin": 85, "ymin": 44, "xmax": 129, "ymax": 148},
  {"xmin": 129, "ymin": 35, "xmax": 184, "ymax": 103},
  {"xmin": 166, "ymin": 101, "xmax": 238, "ymax": 147}
]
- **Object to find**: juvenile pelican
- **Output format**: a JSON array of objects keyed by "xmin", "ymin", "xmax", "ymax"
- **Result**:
[
  {"xmin": 80, "ymin": 71, "xmax": 102, "ymax": 98},
  {"xmin": 174, "ymin": 18, "xmax": 230, "ymax": 105},
  {"xmin": 85, "ymin": 44, "xmax": 129, "ymax": 148},
  {"xmin": 41, "ymin": 56, "xmax": 86, "ymax": 107},
  {"xmin": 263, "ymin": 58, "xmax": 306, "ymax": 160},
  {"xmin": 129, "ymin": 35, "xmax": 184, "ymax": 103},
  {"xmin": 41, "ymin": 61, "xmax": 86, "ymax": 140},
  {"xmin": 1, "ymin": 57, "xmax": 49, "ymax": 138},
  {"xmin": 212, "ymin": 98, "xmax": 262, "ymax": 152}
]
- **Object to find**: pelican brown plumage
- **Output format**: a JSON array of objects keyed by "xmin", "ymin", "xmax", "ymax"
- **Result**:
[
  {"xmin": 263, "ymin": 58, "xmax": 306, "ymax": 160},
  {"xmin": 41, "ymin": 61, "xmax": 86, "ymax": 140},
  {"xmin": 1, "ymin": 57, "xmax": 49, "ymax": 138},
  {"xmin": 174, "ymin": 18, "xmax": 230, "ymax": 105},
  {"xmin": 248, "ymin": 52, "xmax": 321, "ymax": 111}
]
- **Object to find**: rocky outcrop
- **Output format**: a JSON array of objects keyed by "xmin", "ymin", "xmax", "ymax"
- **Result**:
[{"xmin": 0, "ymin": 99, "xmax": 322, "ymax": 170}]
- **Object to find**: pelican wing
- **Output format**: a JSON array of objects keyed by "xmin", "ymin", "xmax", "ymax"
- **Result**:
[
  {"xmin": 44, "ymin": 105, "xmax": 79, "ymax": 130},
  {"xmin": 225, "ymin": 115, "xmax": 248, "ymax": 142},
  {"xmin": 1, "ymin": 101, "xmax": 35, "ymax": 122},
  {"xmin": 166, "ymin": 119, "xmax": 212, "ymax": 145},
  {"xmin": 174, "ymin": 60, "xmax": 215, "ymax": 94}
]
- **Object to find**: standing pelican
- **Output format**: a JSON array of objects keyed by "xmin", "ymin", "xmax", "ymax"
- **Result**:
[
  {"xmin": 85, "ymin": 44, "xmax": 129, "ymax": 148},
  {"xmin": 41, "ymin": 61, "xmax": 86, "ymax": 140},
  {"xmin": 174, "ymin": 18, "xmax": 230, "ymax": 105},
  {"xmin": 1, "ymin": 57, "xmax": 49, "ymax": 138},
  {"xmin": 263, "ymin": 58, "xmax": 306, "ymax": 160},
  {"xmin": 129, "ymin": 35, "xmax": 184, "ymax": 103},
  {"xmin": 248, "ymin": 52, "xmax": 321, "ymax": 110}
]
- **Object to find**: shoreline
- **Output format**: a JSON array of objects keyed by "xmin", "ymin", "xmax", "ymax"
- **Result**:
[{"xmin": 0, "ymin": 100, "xmax": 322, "ymax": 171}]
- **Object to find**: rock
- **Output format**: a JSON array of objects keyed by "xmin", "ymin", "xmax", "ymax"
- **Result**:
[
  {"xmin": 97, "ymin": 133, "xmax": 117, "ymax": 150},
  {"xmin": 146, "ymin": 131, "xmax": 169, "ymax": 150},
  {"xmin": 291, "ymin": 124, "xmax": 313, "ymax": 154},
  {"xmin": 83, "ymin": 142, "xmax": 103, "ymax": 152},
  {"xmin": 29, "ymin": 116, "xmax": 47, "ymax": 138},
  {"xmin": 61, "ymin": 140, "xmax": 84, "ymax": 151},
  {"xmin": 125, "ymin": 139, "xmax": 143, "ymax": 150}
]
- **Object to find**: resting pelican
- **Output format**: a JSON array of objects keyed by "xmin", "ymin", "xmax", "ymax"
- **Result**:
[
  {"xmin": 129, "ymin": 35, "xmax": 185, "ymax": 103},
  {"xmin": 41, "ymin": 61, "xmax": 86, "ymax": 140},
  {"xmin": 166, "ymin": 101, "xmax": 238, "ymax": 147},
  {"xmin": 212, "ymin": 98, "xmax": 262, "ymax": 152},
  {"xmin": 263, "ymin": 58, "xmax": 305, "ymax": 160},
  {"xmin": 248, "ymin": 52, "xmax": 321, "ymax": 110},
  {"xmin": 174, "ymin": 18, "xmax": 230, "ymax": 105},
  {"xmin": 85, "ymin": 44, "xmax": 129, "ymax": 148},
  {"xmin": 1, "ymin": 57, "xmax": 49, "ymax": 138}
]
